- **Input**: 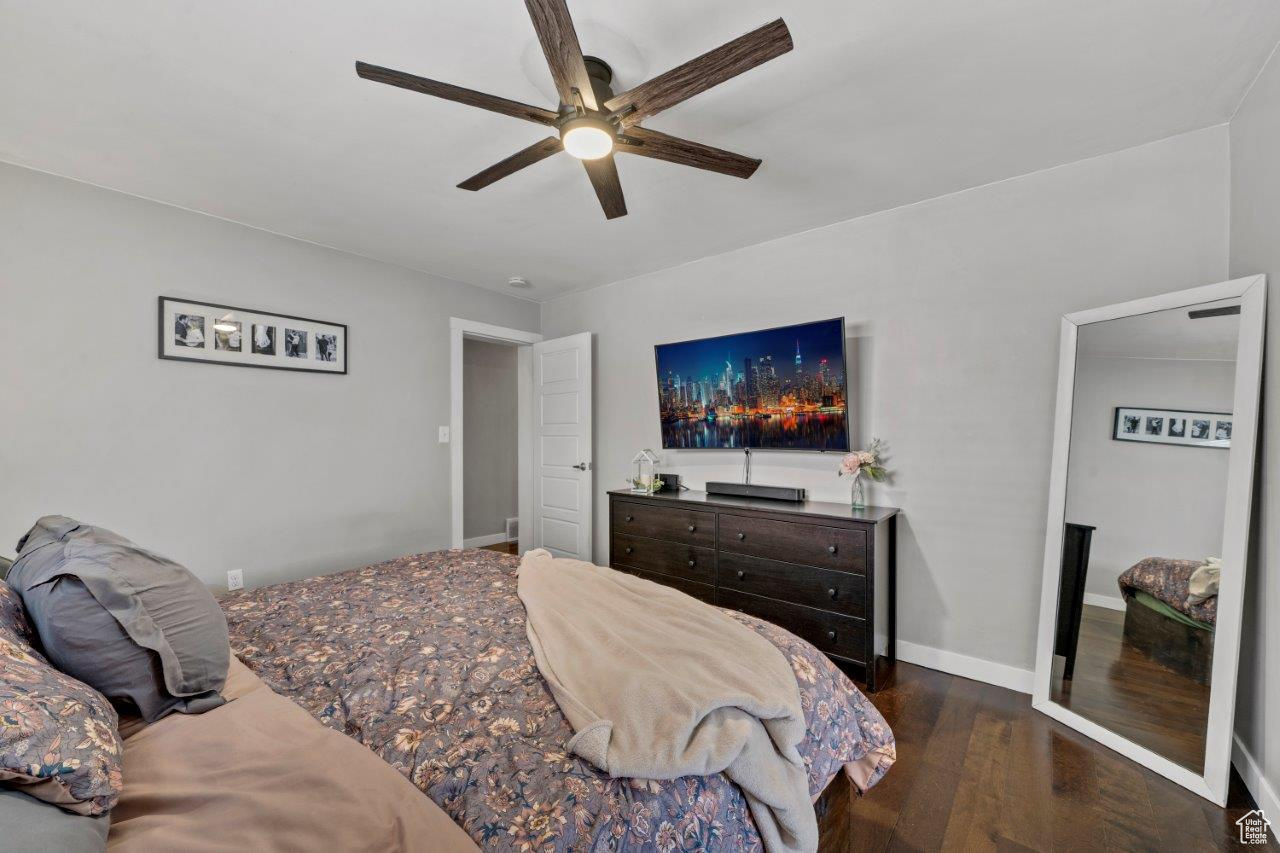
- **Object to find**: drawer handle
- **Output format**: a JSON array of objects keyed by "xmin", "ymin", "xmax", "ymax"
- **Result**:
[
  {"xmin": 687, "ymin": 559, "xmax": 696, "ymax": 567},
  {"xmin": 687, "ymin": 524, "xmax": 697, "ymax": 532},
  {"xmin": 827, "ymin": 545, "xmax": 837, "ymax": 554},
  {"xmin": 624, "ymin": 546, "xmax": 633, "ymax": 555},
  {"xmin": 828, "ymin": 588, "xmax": 838, "ymax": 598},
  {"xmin": 736, "ymin": 570, "xmax": 745, "ymax": 580},
  {"xmin": 826, "ymin": 630, "xmax": 837, "ymax": 641},
  {"xmin": 625, "ymin": 515, "xmax": 633, "ymax": 522},
  {"xmin": 736, "ymin": 532, "xmax": 745, "ymax": 540}
]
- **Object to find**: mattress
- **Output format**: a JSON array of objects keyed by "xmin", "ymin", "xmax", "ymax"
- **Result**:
[{"xmin": 221, "ymin": 548, "xmax": 896, "ymax": 851}]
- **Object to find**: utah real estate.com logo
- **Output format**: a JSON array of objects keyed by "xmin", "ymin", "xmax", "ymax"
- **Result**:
[{"xmin": 1237, "ymin": 809, "xmax": 1271, "ymax": 845}]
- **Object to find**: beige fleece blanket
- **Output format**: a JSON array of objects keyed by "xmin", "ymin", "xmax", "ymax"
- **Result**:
[{"xmin": 517, "ymin": 549, "xmax": 816, "ymax": 853}]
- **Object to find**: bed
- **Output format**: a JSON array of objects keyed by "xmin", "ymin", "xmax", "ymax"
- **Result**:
[
  {"xmin": 1116, "ymin": 557, "xmax": 1216, "ymax": 684},
  {"xmin": 221, "ymin": 548, "xmax": 896, "ymax": 851}
]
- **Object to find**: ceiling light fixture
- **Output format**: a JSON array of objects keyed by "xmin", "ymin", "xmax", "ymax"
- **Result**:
[
  {"xmin": 508, "ymin": 276, "xmax": 531, "ymax": 288},
  {"xmin": 559, "ymin": 116, "xmax": 615, "ymax": 160}
]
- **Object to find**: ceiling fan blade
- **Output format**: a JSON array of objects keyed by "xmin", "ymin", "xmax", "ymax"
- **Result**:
[
  {"xmin": 524, "ymin": 0, "xmax": 597, "ymax": 110},
  {"xmin": 604, "ymin": 19, "xmax": 793, "ymax": 127},
  {"xmin": 617, "ymin": 126, "xmax": 760, "ymax": 179},
  {"xmin": 458, "ymin": 137, "xmax": 563, "ymax": 191},
  {"xmin": 356, "ymin": 61, "xmax": 559, "ymax": 125},
  {"xmin": 582, "ymin": 156, "xmax": 627, "ymax": 219}
]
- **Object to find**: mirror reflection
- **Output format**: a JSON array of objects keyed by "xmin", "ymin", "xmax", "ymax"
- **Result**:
[{"xmin": 1050, "ymin": 298, "xmax": 1240, "ymax": 773}]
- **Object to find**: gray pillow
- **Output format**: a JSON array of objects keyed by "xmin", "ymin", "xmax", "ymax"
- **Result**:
[
  {"xmin": 8, "ymin": 516, "xmax": 229, "ymax": 722},
  {"xmin": 0, "ymin": 789, "xmax": 108, "ymax": 853}
]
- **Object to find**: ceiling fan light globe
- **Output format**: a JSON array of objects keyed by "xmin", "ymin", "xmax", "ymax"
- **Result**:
[{"xmin": 561, "ymin": 121, "xmax": 614, "ymax": 160}]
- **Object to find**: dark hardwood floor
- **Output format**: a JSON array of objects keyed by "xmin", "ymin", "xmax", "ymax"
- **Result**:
[
  {"xmin": 481, "ymin": 541, "xmax": 518, "ymax": 555},
  {"xmin": 1050, "ymin": 604, "xmax": 1210, "ymax": 773},
  {"xmin": 818, "ymin": 661, "xmax": 1262, "ymax": 852}
]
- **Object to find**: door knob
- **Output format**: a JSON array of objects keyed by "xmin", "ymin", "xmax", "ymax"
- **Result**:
[
  {"xmin": 736, "ymin": 570, "xmax": 745, "ymax": 580},
  {"xmin": 625, "ymin": 515, "xmax": 633, "ymax": 522},
  {"xmin": 687, "ymin": 524, "xmax": 696, "ymax": 532},
  {"xmin": 827, "ymin": 545, "xmax": 837, "ymax": 554},
  {"xmin": 826, "ymin": 630, "xmax": 837, "ymax": 640},
  {"xmin": 736, "ymin": 532, "xmax": 745, "ymax": 540},
  {"xmin": 687, "ymin": 559, "xmax": 696, "ymax": 567},
  {"xmin": 624, "ymin": 546, "xmax": 633, "ymax": 555},
  {"xmin": 828, "ymin": 588, "xmax": 837, "ymax": 598},
  {"xmin": 572, "ymin": 462, "xmax": 591, "ymax": 471}
]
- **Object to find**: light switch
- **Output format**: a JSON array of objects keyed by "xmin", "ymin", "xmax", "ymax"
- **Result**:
[{"xmin": 438, "ymin": 426, "xmax": 450, "ymax": 443}]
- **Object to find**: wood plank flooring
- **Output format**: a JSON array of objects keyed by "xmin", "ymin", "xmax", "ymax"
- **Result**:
[
  {"xmin": 818, "ymin": 661, "xmax": 1263, "ymax": 851},
  {"xmin": 1050, "ymin": 605, "xmax": 1209, "ymax": 772},
  {"xmin": 480, "ymin": 541, "xmax": 518, "ymax": 555}
]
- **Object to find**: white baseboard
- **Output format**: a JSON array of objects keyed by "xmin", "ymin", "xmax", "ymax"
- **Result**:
[
  {"xmin": 1233, "ymin": 735, "xmax": 1279, "ymax": 842},
  {"xmin": 1083, "ymin": 592, "xmax": 1127, "ymax": 612},
  {"xmin": 462, "ymin": 532, "xmax": 511, "ymax": 548},
  {"xmin": 896, "ymin": 640, "xmax": 1035, "ymax": 694},
  {"xmin": 896, "ymin": 641, "xmax": 1273, "ymax": 834}
]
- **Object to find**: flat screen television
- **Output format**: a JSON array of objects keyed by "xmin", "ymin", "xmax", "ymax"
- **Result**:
[{"xmin": 654, "ymin": 318, "xmax": 850, "ymax": 451}]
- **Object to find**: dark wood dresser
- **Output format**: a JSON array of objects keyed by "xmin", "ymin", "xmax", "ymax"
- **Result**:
[{"xmin": 607, "ymin": 489, "xmax": 898, "ymax": 691}]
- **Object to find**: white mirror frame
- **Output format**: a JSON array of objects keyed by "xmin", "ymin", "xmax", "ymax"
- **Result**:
[{"xmin": 1032, "ymin": 275, "xmax": 1267, "ymax": 806}]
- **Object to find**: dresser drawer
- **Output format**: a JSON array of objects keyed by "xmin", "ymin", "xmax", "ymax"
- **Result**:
[
  {"xmin": 611, "ymin": 534, "xmax": 715, "ymax": 585},
  {"xmin": 616, "ymin": 566, "xmax": 716, "ymax": 606},
  {"xmin": 611, "ymin": 500, "xmax": 715, "ymax": 547},
  {"xmin": 719, "ymin": 589, "xmax": 866, "ymax": 662},
  {"xmin": 718, "ymin": 514, "xmax": 866, "ymax": 572},
  {"xmin": 718, "ymin": 552, "xmax": 866, "ymax": 619}
]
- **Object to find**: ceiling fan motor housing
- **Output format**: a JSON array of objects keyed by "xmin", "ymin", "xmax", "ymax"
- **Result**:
[{"xmin": 581, "ymin": 56, "xmax": 615, "ymax": 107}]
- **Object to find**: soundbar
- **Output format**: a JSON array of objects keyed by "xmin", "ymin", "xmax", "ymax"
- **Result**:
[{"xmin": 705, "ymin": 481, "xmax": 807, "ymax": 502}]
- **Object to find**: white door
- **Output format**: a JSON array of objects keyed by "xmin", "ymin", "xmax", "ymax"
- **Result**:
[{"xmin": 532, "ymin": 333, "xmax": 593, "ymax": 559}]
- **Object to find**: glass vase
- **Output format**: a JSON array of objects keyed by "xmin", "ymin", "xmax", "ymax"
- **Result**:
[{"xmin": 850, "ymin": 473, "xmax": 866, "ymax": 509}]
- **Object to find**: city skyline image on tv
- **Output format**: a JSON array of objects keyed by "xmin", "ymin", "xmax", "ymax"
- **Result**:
[{"xmin": 654, "ymin": 318, "xmax": 850, "ymax": 451}]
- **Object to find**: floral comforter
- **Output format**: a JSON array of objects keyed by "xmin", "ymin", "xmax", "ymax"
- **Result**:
[
  {"xmin": 221, "ymin": 549, "xmax": 895, "ymax": 851},
  {"xmin": 1117, "ymin": 557, "xmax": 1217, "ymax": 627}
]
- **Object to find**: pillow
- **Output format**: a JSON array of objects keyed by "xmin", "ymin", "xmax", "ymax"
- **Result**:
[
  {"xmin": 8, "ymin": 516, "xmax": 229, "ymax": 723},
  {"xmin": 0, "ymin": 608, "xmax": 123, "ymax": 815},
  {"xmin": 0, "ymin": 789, "xmax": 109, "ymax": 852},
  {"xmin": 0, "ymin": 578, "xmax": 35, "ymax": 647}
]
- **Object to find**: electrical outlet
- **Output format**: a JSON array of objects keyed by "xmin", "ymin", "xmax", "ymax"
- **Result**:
[
  {"xmin": 226, "ymin": 569, "xmax": 244, "ymax": 591},
  {"xmin": 438, "ymin": 426, "xmax": 450, "ymax": 443}
]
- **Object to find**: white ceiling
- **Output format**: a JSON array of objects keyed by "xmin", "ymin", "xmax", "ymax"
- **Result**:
[
  {"xmin": 3, "ymin": 1, "xmax": 1278, "ymax": 300},
  {"xmin": 1079, "ymin": 299, "xmax": 1241, "ymax": 361}
]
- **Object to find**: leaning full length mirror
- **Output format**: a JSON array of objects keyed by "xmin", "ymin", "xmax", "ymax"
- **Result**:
[{"xmin": 1033, "ymin": 277, "xmax": 1266, "ymax": 805}]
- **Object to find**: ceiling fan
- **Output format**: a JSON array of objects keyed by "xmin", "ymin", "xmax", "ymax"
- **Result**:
[{"xmin": 356, "ymin": 0, "xmax": 793, "ymax": 220}]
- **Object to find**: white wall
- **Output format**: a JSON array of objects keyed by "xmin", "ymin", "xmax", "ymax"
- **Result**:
[
  {"xmin": 1228, "ymin": 46, "xmax": 1280, "ymax": 826},
  {"xmin": 1065, "ymin": 356, "xmax": 1233, "ymax": 606},
  {"xmin": 0, "ymin": 161, "xmax": 539, "ymax": 588},
  {"xmin": 541, "ymin": 127, "xmax": 1230, "ymax": 672},
  {"xmin": 462, "ymin": 339, "xmax": 518, "ymax": 541}
]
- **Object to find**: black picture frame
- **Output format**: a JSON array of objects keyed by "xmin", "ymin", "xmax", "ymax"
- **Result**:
[
  {"xmin": 1111, "ymin": 406, "xmax": 1231, "ymax": 449},
  {"xmin": 157, "ymin": 297, "xmax": 347, "ymax": 375}
]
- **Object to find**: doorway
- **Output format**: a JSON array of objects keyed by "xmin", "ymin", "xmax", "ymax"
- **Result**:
[
  {"xmin": 461, "ymin": 337, "xmax": 521, "ymax": 552},
  {"xmin": 449, "ymin": 319, "xmax": 595, "ymax": 561},
  {"xmin": 449, "ymin": 318, "xmax": 541, "ymax": 554}
]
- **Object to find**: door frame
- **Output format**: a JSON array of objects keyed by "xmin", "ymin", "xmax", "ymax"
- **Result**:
[{"xmin": 449, "ymin": 317, "xmax": 543, "ymax": 551}]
